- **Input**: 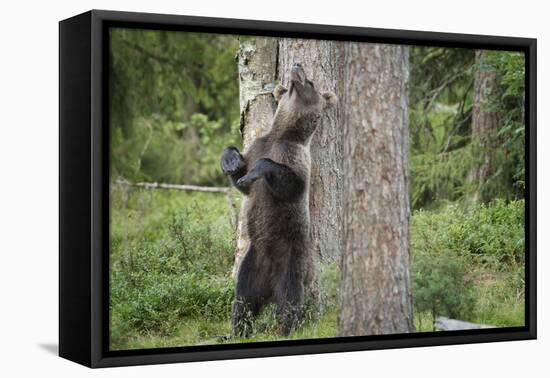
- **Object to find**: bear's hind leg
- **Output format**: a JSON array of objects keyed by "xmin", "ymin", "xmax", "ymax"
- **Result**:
[
  {"xmin": 274, "ymin": 253, "xmax": 305, "ymax": 336},
  {"xmin": 231, "ymin": 245, "xmax": 266, "ymax": 337},
  {"xmin": 232, "ymin": 297, "xmax": 260, "ymax": 338}
]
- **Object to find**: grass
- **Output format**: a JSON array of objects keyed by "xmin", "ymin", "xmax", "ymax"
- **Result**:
[
  {"xmin": 110, "ymin": 183, "xmax": 525, "ymax": 350},
  {"xmin": 116, "ymin": 311, "xmax": 338, "ymax": 350},
  {"xmin": 472, "ymin": 269, "xmax": 525, "ymax": 327}
]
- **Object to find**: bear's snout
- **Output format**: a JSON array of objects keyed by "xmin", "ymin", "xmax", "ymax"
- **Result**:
[{"xmin": 290, "ymin": 63, "xmax": 306, "ymax": 85}]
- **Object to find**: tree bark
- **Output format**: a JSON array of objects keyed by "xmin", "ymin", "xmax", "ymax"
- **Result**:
[
  {"xmin": 469, "ymin": 50, "xmax": 498, "ymax": 202},
  {"xmin": 338, "ymin": 43, "xmax": 415, "ymax": 336},
  {"xmin": 278, "ymin": 38, "xmax": 344, "ymax": 265},
  {"xmin": 232, "ymin": 37, "xmax": 278, "ymax": 276}
]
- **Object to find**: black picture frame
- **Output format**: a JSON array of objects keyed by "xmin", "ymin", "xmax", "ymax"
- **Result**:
[{"xmin": 59, "ymin": 9, "xmax": 537, "ymax": 368}]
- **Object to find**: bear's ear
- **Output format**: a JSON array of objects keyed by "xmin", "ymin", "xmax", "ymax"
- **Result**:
[
  {"xmin": 273, "ymin": 84, "xmax": 288, "ymax": 101},
  {"xmin": 322, "ymin": 91, "xmax": 338, "ymax": 108}
]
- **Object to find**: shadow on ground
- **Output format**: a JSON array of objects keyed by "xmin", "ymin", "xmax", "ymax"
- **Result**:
[{"xmin": 38, "ymin": 343, "xmax": 58, "ymax": 355}]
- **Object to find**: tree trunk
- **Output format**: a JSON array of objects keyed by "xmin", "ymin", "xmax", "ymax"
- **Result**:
[
  {"xmin": 469, "ymin": 50, "xmax": 498, "ymax": 202},
  {"xmin": 338, "ymin": 43, "xmax": 414, "ymax": 336},
  {"xmin": 278, "ymin": 39, "xmax": 344, "ymax": 265},
  {"xmin": 232, "ymin": 37, "xmax": 278, "ymax": 277}
]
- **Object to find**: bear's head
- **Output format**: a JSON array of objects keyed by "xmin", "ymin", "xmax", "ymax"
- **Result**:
[{"xmin": 271, "ymin": 63, "xmax": 337, "ymax": 142}]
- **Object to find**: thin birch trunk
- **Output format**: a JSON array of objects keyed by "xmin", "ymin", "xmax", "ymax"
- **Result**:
[{"xmin": 232, "ymin": 37, "xmax": 278, "ymax": 276}]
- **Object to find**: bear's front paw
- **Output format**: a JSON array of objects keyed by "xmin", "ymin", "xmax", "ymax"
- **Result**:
[
  {"xmin": 236, "ymin": 173, "xmax": 260, "ymax": 188},
  {"xmin": 220, "ymin": 147, "xmax": 245, "ymax": 175}
]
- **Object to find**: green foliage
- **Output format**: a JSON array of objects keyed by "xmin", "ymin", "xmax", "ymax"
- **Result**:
[
  {"xmin": 485, "ymin": 51, "xmax": 525, "ymax": 99},
  {"xmin": 111, "ymin": 270, "xmax": 234, "ymax": 337},
  {"xmin": 178, "ymin": 113, "xmax": 242, "ymax": 186},
  {"xmin": 411, "ymin": 145, "xmax": 474, "ymax": 209},
  {"xmin": 109, "ymin": 187, "xmax": 341, "ymax": 350},
  {"xmin": 482, "ymin": 51, "xmax": 526, "ymax": 198},
  {"xmin": 473, "ymin": 264, "xmax": 525, "ymax": 327},
  {"xmin": 412, "ymin": 199, "xmax": 525, "ymax": 267},
  {"xmin": 169, "ymin": 201, "xmax": 235, "ymax": 275},
  {"xmin": 110, "ymin": 187, "xmax": 525, "ymax": 349},
  {"xmin": 411, "ymin": 199, "xmax": 525, "ymax": 328},
  {"xmin": 109, "ymin": 28, "xmax": 241, "ymax": 185},
  {"xmin": 110, "ymin": 28, "xmax": 239, "ymax": 129},
  {"xmin": 413, "ymin": 249, "xmax": 475, "ymax": 324},
  {"xmin": 409, "ymin": 48, "xmax": 525, "ymax": 209},
  {"xmin": 409, "ymin": 47, "xmax": 474, "ymax": 208},
  {"xmin": 110, "ymin": 111, "xmax": 241, "ymax": 185}
]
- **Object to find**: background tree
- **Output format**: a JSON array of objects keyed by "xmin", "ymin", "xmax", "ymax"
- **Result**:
[
  {"xmin": 483, "ymin": 50, "xmax": 526, "ymax": 199},
  {"xmin": 469, "ymin": 50, "xmax": 499, "ymax": 202},
  {"xmin": 408, "ymin": 47, "xmax": 525, "ymax": 208},
  {"xmin": 408, "ymin": 47, "xmax": 475, "ymax": 209},
  {"xmin": 339, "ymin": 43, "xmax": 414, "ymax": 336}
]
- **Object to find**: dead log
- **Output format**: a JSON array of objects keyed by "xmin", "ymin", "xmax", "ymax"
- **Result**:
[
  {"xmin": 131, "ymin": 181, "xmax": 231, "ymax": 193},
  {"xmin": 434, "ymin": 317, "xmax": 494, "ymax": 331}
]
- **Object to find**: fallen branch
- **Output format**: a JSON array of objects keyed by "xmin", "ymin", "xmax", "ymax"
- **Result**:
[
  {"xmin": 116, "ymin": 179, "xmax": 231, "ymax": 194},
  {"xmin": 114, "ymin": 179, "xmax": 238, "ymax": 232},
  {"xmin": 434, "ymin": 317, "xmax": 494, "ymax": 331}
]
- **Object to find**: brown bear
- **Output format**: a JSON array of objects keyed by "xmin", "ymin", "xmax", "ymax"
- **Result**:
[{"xmin": 220, "ymin": 63, "xmax": 337, "ymax": 336}]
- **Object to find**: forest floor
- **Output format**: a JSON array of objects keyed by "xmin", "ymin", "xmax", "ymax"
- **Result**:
[{"xmin": 109, "ymin": 187, "xmax": 524, "ymax": 350}]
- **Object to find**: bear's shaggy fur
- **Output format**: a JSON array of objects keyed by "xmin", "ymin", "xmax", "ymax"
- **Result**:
[{"xmin": 220, "ymin": 63, "xmax": 337, "ymax": 336}]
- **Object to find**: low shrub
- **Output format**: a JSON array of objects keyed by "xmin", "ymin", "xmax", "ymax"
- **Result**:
[
  {"xmin": 412, "ymin": 199, "xmax": 525, "ymax": 268},
  {"xmin": 110, "ymin": 189, "xmax": 236, "ymax": 339},
  {"xmin": 111, "ymin": 269, "xmax": 234, "ymax": 335},
  {"xmin": 412, "ymin": 249, "xmax": 475, "ymax": 327},
  {"xmin": 411, "ymin": 199, "xmax": 525, "ymax": 328}
]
